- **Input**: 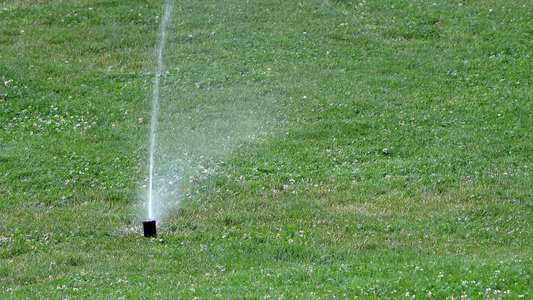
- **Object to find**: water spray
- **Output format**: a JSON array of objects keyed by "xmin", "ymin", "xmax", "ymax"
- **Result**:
[{"xmin": 144, "ymin": 0, "xmax": 173, "ymax": 237}]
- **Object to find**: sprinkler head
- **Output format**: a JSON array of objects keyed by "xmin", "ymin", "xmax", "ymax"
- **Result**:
[{"xmin": 143, "ymin": 219, "xmax": 157, "ymax": 238}]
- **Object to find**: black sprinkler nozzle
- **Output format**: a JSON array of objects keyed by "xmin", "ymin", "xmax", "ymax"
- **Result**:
[{"xmin": 143, "ymin": 219, "xmax": 157, "ymax": 238}]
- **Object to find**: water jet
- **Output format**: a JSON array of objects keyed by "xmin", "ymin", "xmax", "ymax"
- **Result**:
[{"xmin": 144, "ymin": 0, "xmax": 173, "ymax": 236}]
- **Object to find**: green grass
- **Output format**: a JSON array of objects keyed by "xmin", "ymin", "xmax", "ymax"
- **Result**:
[{"xmin": 1, "ymin": 0, "xmax": 532, "ymax": 298}]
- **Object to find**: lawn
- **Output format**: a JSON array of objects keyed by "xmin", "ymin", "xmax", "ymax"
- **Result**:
[{"xmin": 1, "ymin": 0, "xmax": 531, "ymax": 298}]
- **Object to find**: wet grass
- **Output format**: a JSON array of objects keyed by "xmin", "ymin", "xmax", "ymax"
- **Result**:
[{"xmin": 1, "ymin": 0, "xmax": 532, "ymax": 298}]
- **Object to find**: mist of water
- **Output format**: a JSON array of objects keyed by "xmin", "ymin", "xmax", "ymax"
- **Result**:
[{"xmin": 148, "ymin": 0, "xmax": 173, "ymax": 220}]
